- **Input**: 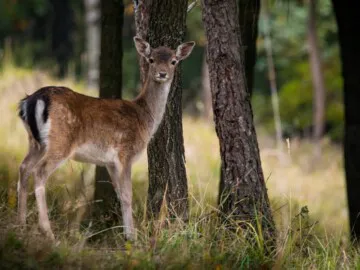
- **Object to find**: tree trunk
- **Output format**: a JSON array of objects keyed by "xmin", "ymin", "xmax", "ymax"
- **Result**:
[
  {"xmin": 332, "ymin": 0, "xmax": 360, "ymax": 242},
  {"xmin": 218, "ymin": 0, "xmax": 262, "ymax": 200},
  {"xmin": 201, "ymin": 50, "xmax": 212, "ymax": 120},
  {"xmin": 202, "ymin": 0, "xmax": 276, "ymax": 245},
  {"xmin": 238, "ymin": 0, "xmax": 260, "ymax": 97},
  {"xmin": 50, "ymin": 0, "xmax": 74, "ymax": 78},
  {"xmin": 93, "ymin": 0, "xmax": 124, "ymax": 226},
  {"xmin": 263, "ymin": 0, "xmax": 283, "ymax": 151},
  {"xmin": 84, "ymin": 0, "xmax": 101, "ymax": 89},
  {"xmin": 134, "ymin": 0, "xmax": 189, "ymax": 220},
  {"xmin": 308, "ymin": 0, "xmax": 326, "ymax": 160}
]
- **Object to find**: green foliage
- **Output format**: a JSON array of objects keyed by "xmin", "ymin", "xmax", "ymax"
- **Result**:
[{"xmin": 255, "ymin": 0, "xmax": 343, "ymax": 141}]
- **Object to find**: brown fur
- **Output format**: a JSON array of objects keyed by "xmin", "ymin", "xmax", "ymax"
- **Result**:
[{"xmin": 17, "ymin": 37, "xmax": 195, "ymax": 241}]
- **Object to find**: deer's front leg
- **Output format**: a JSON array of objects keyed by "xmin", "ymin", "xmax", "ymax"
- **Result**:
[{"xmin": 106, "ymin": 160, "xmax": 134, "ymax": 240}]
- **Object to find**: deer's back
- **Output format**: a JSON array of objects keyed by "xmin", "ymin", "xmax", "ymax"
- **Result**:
[{"xmin": 19, "ymin": 86, "xmax": 149, "ymax": 165}]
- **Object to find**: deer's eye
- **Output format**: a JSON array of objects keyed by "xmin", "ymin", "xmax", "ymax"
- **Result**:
[
  {"xmin": 149, "ymin": 58, "xmax": 154, "ymax": 64},
  {"xmin": 171, "ymin": 60, "xmax": 177, "ymax": 65}
]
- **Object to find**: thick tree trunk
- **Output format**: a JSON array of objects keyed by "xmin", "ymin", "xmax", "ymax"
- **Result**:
[
  {"xmin": 308, "ymin": 0, "xmax": 326, "ymax": 160},
  {"xmin": 84, "ymin": 0, "xmax": 101, "ymax": 89},
  {"xmin": 219, "ymin": 0, "xmax": 262, "ymax": 198},
  {"xmin": 202, "ymin": 0, "xmax": 276, "ymax": 245},
  {"xmin": 238, "ymin": 0, "xmax": 260, "ymax": 97},
  {"xmin": 134, "ymin": 0, "xmax": 189, "ymax": 220},
  {"xmin": 93, "ymin": 0, "xmax": 124, "ymax": 226},
  {"xmin": 332, "ymin": 0, "xmax": 360, "ymax": 242},
  {"xmin": 50, "ymin": 0, "xmax": 73, "ymax": 78}
]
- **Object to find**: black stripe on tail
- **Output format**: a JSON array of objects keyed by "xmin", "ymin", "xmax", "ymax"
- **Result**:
[{"xmin": 18, "ymin": 87, "xmax": 51, "ymax": 143}]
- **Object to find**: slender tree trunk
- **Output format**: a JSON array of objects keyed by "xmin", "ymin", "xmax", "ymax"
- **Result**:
[
  {"xmin": 98, "ymin": 0, "xmax": 123, "ymax": 99},
  {"xmin": 202, "ymin": 0, "xmax": 276, "ymax": 246},
  {"xmin": 308, "ymin": 0, "xmax": 326, "ymax": 160},
  {"xmin": 50, "ymin": 0, "xmax": 73, "ymax": 78},
  {"xmin": 84, "ymin": 0, "xmax": 101, "ymax": 89},
  {"xmin": 201, "ymin": 50, "xmax": 212, "ymax": 120},
  {"xmin": 332, "ymin": 0, "xmax": 360, "ymax": 242},
  {"xmin": 93, "ymin": 0, "xmax": 124, "ymax": 226},
  {"xmin": 263, "ymin": 0, "xmax": 283, "ymax": 151},
  {"xmin": 238, "ymin": 0, "xmax": 260, "ymax": 97},
  {"xmin": 134, "ymin": 0, "xmax": 189, "ymax": 220}
]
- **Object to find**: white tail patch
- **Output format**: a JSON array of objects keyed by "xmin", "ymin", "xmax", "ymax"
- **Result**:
[{"xmin": 35, "ymin": 99, "xmax": 51, "ymax": 145}]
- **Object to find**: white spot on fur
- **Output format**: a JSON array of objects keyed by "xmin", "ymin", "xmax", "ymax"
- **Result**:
[{"xmin": 72, "ymin": 143, "xmax": 119, "ymax": 166}]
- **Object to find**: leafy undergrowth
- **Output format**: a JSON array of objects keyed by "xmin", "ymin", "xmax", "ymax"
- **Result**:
[{"xmin": 0, "ymin": 67, "xmax": 356, "ymax": 269}]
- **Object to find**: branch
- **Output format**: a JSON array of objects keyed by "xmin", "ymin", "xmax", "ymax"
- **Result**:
[{"xmin": 187, "ymin": 0, "xmax": 198, "ymax": 13}]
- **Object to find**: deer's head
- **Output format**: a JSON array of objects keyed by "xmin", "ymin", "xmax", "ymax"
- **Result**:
[{"xmin": 134, "ymin": 36, "xmax": 195, "ymax": 83}]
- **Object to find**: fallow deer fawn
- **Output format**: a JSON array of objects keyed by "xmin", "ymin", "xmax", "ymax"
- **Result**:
[{"xmin": 17, "ymin": 37, "xmax": 195, "ymax": 240}]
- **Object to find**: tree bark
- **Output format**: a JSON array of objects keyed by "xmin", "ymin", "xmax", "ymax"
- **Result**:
[
  {"xmin": 308, "ymin": 0, "xmax": 326, "ymax": 160},
  {"xmin": 238, "ymin": 0, "xmax": 260, "ymax": 97},
  {"xmin": 331, "ymin": 0, "xmax": 360, "ymax": 242},
  {"xmin": 50, "ymin": 0, "xmax": 74, "ymax": 78},
  {"xmin": 93, "ymin": 0, "xmax": 124, "ymax": 226},
  {"xmin": 134, "ymin": 0, "xmax": 189, "ymax": 220},
  {"xmin": 84, "ymin": 0, "xmax": 101, "ymax": 89},
  {"xmin": 219, "ymin": 0, "xmax": 262, "ymax": 200},
  {"xmin": 202, "ymin": 0, "xmax": 276, "ymax": 245},
  {"xmin": 201, "ymin": 49, "xmax": 212, "ymax": 120}
]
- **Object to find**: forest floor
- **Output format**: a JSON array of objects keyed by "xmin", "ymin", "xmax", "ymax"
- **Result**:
[{"xmin": 0, "ymin": 67, "xmax": 357, "ymax": 269}]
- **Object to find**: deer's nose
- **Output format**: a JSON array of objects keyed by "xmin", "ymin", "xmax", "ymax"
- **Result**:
[{"xmin": 159, "ymin": 72, "xmax": 167, "ymax": 78}]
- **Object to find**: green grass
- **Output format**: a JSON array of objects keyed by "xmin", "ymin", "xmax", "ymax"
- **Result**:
[{"xmin": 0, "ymin": 67, "xmax": 358, "ymax": 269}]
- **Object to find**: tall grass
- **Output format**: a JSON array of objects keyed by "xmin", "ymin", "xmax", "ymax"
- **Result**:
[{"xmin": 0, "ymin": 66, "xmax": 357, "ymax": 269}]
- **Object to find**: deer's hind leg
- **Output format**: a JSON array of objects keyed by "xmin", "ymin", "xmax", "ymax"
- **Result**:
[
  {"xmin": 18, "ymin": 137, "xmax": 44, "ymax": 225},
  {"xmin": 32, "ymin": 149, "xmax": 70, "ymax": 241}
]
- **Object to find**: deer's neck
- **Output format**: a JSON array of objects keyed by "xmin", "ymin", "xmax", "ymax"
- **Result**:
[{"xmin": 134, "ymin": 78, "xmax": 172, "ymax": 137}]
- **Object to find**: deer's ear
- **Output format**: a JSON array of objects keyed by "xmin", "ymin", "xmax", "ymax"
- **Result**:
[
  {"xmin": 176, "ymin": 41, "xmax": 195, "ymax": 61},
  {"xmin": 134, "ymin": 36, "xmax": 151, "ymax": 58}
]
